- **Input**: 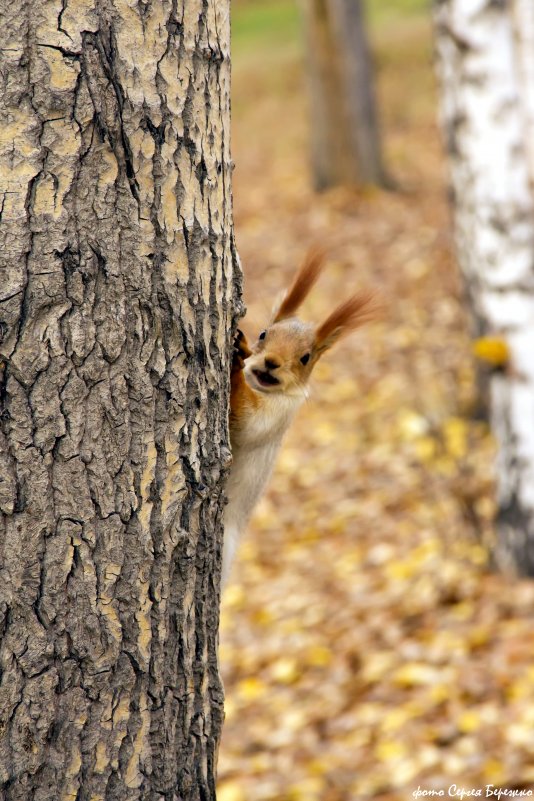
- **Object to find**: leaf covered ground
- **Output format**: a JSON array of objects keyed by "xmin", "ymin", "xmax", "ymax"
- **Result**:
[{"xmin": 218, "ymin": 4, "xmax": 534, "ymax": 798}]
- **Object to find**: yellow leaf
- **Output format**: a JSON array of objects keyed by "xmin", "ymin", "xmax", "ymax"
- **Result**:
[
  {"xmin": 307, "ymin": 757, "xmax": 330, "ymax": 776},
  {"xmin": 473, "ymin": 336, "xmax": 509, "ymax": 367},
  {"xmin": 362, "ymin": 652, "xmax": 396, "ymax": 682},
  {"xmin": 430, "ymin": 684, "xmax": 451, "ymax": 704},
  {"xmin": 507, "ymin": 723, "xmax": 534, "ymax": 748},
  {"xmin": 271, "ymin": 658, "xmax": 299, "ymax": 684},
  {"xmin": 443, "ymin": 417, "xmax": 468, "ymax": 459},
  {"xmin": 505, "ymin": 678, "xmax": 533, "ymax": 702},
  {"xmin": 237, "ymin": 677, "xmax": 266, "ymax": 701},
  {"xmin": 222, "ymin": 584, "xmax": 246, "ymax": 610},
  {"xmin": 483, "ymin": 758, "xmax": 506, "ymax": 785},
  {"xmin": 397, "ymin": 409, "xmax": 429, "ymax": 440},
  {"xmin": 468, "ymin": 544, "xmax": 489, "ymax": 566},
  {"xmin": 451, "ymin": 601, "xmax": 474, "ymax": 621},
  {"xmin": 306, "ymin": 645, "xmax": 332, "ymax": 668},
  {"xmin": 251, "ymin": 608, "xmax": 274, "ymax": 626},
  {"xmin": 386, "ymin": 560, "xmax": 416, "ymax": 581},
  {"xmin": 380, "ymin": 706, "xmax": 412, "ymax": 733},
  {"xmin": 457, "ymin": 710, "xmax": 481, "ymax": 733},
  {"xmin": 374, "ymin": 740, "xmax": 406, "ymax": 761},
  {"xmin": 280, "ymin": 709, "xmax": 307, "ymax": 732},
  {"xmin": 287, "ymin": 778, "xmax": 324, "ymax": 800},
  {"xmin": 393, "ymin": 663, "xmax": 440, "ymax": 688},
  {"xmin": 315, "ymin": 421, "xmax": 336, "ymax": 444},
  {"xmin": 415, "ymin": 435, "xmax": 437, "ymax": 462},
  {"xmin": 468, "ymin": 625, "xmax": 490, "ymax": 647},
  {"xmin": 217, "ymin": 781, "xmax": 246, "ymax": 801}
]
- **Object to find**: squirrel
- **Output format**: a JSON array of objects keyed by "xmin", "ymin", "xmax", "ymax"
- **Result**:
[{"xmin": 223, "ymin": 251, "xmax": 378, "ymax": 585}]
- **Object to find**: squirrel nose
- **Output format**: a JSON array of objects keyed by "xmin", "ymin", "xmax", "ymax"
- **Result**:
[{"xmin": 264, "ymin": 357, "xmax": 280, "ymax": 371}]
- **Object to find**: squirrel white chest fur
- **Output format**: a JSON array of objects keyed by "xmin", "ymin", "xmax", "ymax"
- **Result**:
[{"xmin": 223, "ymin": 393, "xmax": 303, "ymax": 584}]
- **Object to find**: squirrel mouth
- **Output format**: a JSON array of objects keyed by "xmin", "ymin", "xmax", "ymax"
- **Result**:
[{"xmin": 252, "ymin": 369, "xmax": 280, "ymax": 388}]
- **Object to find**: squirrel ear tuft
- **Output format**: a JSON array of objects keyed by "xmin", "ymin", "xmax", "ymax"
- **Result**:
[
  {"xmin": 272, "ymin": 248, "xmax": 325, "ymax": 322},
  {"xmin": 313, "ymin": 291, "xmax": 381, "ymax": 357}
]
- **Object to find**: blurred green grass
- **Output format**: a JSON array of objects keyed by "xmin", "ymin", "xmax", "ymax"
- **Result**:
[
  {"xmin": 231, "ymin": 0, "xmax": 434, "ymax": 132},
  {"xmin": 232, "ymin": 0, "xmax": 431, "ymax": 53},
  {"xmin": 232, "ymin": 0, "xmax": 299, "ymax": 50},
  {"xmin": 367, "ymin": 0, "xmax": 430, "ymax": 25}
]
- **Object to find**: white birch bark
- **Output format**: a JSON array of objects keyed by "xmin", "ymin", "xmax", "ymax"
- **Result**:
[
  {"xmin": 513, "ymin": 0, "xmax": 534, "ymax": 187},
  {"xmin": 434, "ymin": 0, "xmax": 534, "ymax": 574}
]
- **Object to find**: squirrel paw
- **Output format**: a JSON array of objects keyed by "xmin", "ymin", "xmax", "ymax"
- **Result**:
[{"xmin": 232, "ymin": 328, "xmax": 252, "ymax": 372}]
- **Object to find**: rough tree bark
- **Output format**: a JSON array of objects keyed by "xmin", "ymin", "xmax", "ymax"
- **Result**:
[
  {"xmin": 301, "ymin": 0, "xmax": 386, "ymax": 190},
  {"xmin": 0, "ymin": 0, "xmax": 240, "ymax": 799},
  {"xmin": 433, "ymin": 0, "xmax": 534, "ymax": 575}
]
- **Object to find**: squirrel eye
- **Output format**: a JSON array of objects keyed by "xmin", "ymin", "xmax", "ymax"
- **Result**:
[
  {"xmin": 258, "ymin": 330, "xmax": 267, "ymax": 341},
  {"xmin": 300, "ymin": 353, "xmax": 310, "ymax": 365}
]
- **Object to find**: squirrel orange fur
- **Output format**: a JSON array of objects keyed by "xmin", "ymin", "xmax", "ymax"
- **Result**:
[{"xmin": 223, "ymin": 252, "xmax": 378, "ymax": 584}]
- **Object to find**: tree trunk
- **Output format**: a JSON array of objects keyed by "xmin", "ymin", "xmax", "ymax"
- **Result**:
[
  {"xmin": 513, "ymin": 0, "xmax": 534, "ymax": 187},
  {"xmin": 433, "ymin": 0, "xmax": 534, "ymax": 575},
  {"xmin": 0, "ymin": 1, "xmax": 240, "ymax": 798},
  {"xmin": 302, "ymin": 0, "xmax": 385, "ymax": 190}
]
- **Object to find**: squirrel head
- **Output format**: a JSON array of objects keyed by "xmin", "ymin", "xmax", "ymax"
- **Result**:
[{"xmin": 243, "ymin": 251, "xmax": 379, "ymax": 398}]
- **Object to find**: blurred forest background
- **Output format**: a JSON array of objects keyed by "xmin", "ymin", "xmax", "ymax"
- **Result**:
[{"xmin": 219, "ymin": 0, "xmax": 534, "ymax": 798}]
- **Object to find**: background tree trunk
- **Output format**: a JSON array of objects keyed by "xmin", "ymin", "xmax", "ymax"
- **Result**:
[
  {"xmin": 513, "ymin": 0, "xmax": 534, "ymax": 188},
  {"xmin": 0, "ymin": 1, "xmax": 240, "ymax": 799},
  {"xmin": 433, "ymin": 0, "xmax": 534, "ymax": 575},
  {"xmin": 302, "ymin": 0, "xmax": 385, "ymax": 190}
]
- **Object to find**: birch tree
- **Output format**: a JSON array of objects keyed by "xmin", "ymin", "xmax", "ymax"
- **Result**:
[
  {"xmin": 302, "ymin": 0, "xmax": 385, "ymax": 190},
  {"xmin": 433, "ymin": 0, "xmax": 534, "ymax": 575},
  {"xmin": 513, "ymin": 0, "xmax": 534, "ymax": 187},
  {"xmin": 0, "ymin": 0, "xmax": 240, "ymax": 798}
]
